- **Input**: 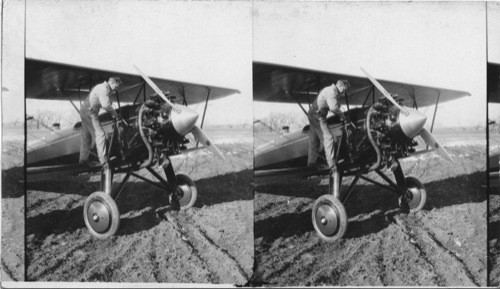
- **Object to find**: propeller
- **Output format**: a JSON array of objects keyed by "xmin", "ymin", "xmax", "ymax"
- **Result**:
[
  {"xmin": 361, "ymin": 67, "xmax": 452, "ymax": 162},
  {"xmin": 133, "ymin": 64, "xmax": 224, "ymax": 159},
  {"xmin": 133, "ymin": 65, "xmax": 181, "ymax": 114},
  {"xmin": 191, "ymin": 126, "xmax": 225, "ymax": 160},
  {"xmin": 418, "ymin": 128, "xmax": 453, "ymax": 162},
  {"xmin": 360, "ymin": 67, "xmax": 409, "ymax": 116}
]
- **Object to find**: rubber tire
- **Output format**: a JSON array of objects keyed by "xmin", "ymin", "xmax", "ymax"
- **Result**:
[
  {"xmin": 312, "ymin": 194, "xmax": 348, "ymax": 242},
  {"xmin": 175, "ymin": 174, "xmax": 198, "ymax": 210},
  {"xmin": 399, "ymin": 177, "xmax": 427, "ymax": 213},
  {"xmin": 83, "ymin": 191, "xmax": 120, "ymax": 239}
]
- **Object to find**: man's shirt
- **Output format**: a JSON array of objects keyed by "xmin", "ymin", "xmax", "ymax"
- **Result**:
[
  {"xmin": 310, "ymin": 84, "xmax": 342, "ymax": 117},
  {"xmin": 83, "ymin": 81, "xmax": 118, "ymax": 117}
]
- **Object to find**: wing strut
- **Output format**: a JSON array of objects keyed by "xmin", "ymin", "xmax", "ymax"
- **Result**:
[
  {"xmin": 132, "ymin": 81, "xmax": 146, "ymax": 106},
  {"xmin": 282, "ymin": 88, "xmax": 308, "ymax": 117},
  {"xmin": 69, "ymin": 100, "xmax": 80, "ymax": 114},
  {"xmin": 179, "ymin": 84, "xmax": 188, "ymax": 106},
  {"xmin": 345, "ymin": 89, "xmax": 351, "ymax": 111},
  {"xmin": 195, "ymin": 87, "xmax": 211, "ymax": 148},
  {"xmin": 430, "ymin": 90, "xmax": 441, "ymax": 134},
  {"xmin": 409, "ymin": 86, "xmax": 418, "ymax": 110},
  {"xmin": 361, "ymin": 86, "xmax": 376, "ymax": 109},
  {"xmin": 426, "ymin": 90, "xmax": 441, "ymax": 151},
  {"xmin": 200, "ymin": 87, "xmax": 211, "ymax": 129},
  {"xmin": 115, "ymin": 90, "xmax": 121, "ymax": 110}
]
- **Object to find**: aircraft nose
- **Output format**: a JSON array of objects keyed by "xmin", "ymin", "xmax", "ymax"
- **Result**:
[
  {"xmin": 171, "ymin": 106, "xmax": 199, "ymax": 136},
  {"xmin": 171, "ymin": 105, "xmax": 198, "ymax": 136},
  {"xmin": 399, "ymin": 107, "xmax": 427, "ymax": 139}
]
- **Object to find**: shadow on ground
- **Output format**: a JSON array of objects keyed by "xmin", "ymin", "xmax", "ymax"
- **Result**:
[
  {"xmin": 255, "ymin": 170, "xmax": 486, "ymax": 243},
  {"xmin": 26, "ymin": 169, "xmax": 252, "ymax": 238}
]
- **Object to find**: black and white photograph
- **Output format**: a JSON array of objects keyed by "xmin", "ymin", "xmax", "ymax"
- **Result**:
[
  {"xmin": 1, "ymin": 0, "xmax": 499, "ymax": 288},
  {"xmin": 4, "ymin": 0, "xmax": 254, "ymax": 285},
  {"xmin": 488, "ymin": 2, "xmax": 500, "ymax": 287},
  {"xmin": 252, "ymin": 2, "xmax": 487, "ymax": 286}
]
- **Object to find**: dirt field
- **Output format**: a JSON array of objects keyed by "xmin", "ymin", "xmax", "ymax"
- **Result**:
[
  {"xmin": 1, "ymin": 139, "xmax": 25, "ymax": 281},
  {"xmin": 490, "ymin": 189, "xmax": 500, "ymax": 287},
  {"xmin": 25, "ymin": 141, "xmax": 253, "ymax": 284},
  {"xmin": 489, "ymin": 134, "xmax": 500, "ymax": 287},
  {"xmin": 251, "ymin": 145, "xmax": 487, "ymax": 287}
]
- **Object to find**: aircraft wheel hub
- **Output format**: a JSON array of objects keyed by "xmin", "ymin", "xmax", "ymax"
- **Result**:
[
  {"xmin": 173, "ymin": 174, "xmax": 198, "ymax": 210},
  {"xmin": 177, "ymin": 185, "xmax": 191, "ymax": 207},
  {"xmin": 87, "ymin": 200, "xmax": 111, "ymax": 233},
  {"xmin": 407, "ymin": 187, "xmax": 421, "ymax": 209},
  {"xmin": 398, "ymin": 177, "xmax": 427, "ymax": 213},
  {"xmin": 316, "ymin": 204, "xmax": 340, "ymax": 236},
  {"xmin": 83, "ymin": 191, "xmax": 120, "ymax": 239},
  {"xmin": 312, "ymin": 194, "xmax": 348, "ymax": 242}
]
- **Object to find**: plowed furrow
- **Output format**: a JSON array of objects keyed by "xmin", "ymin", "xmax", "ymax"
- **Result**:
[
  {"xmin": 162, "ymin": 212, "xmax": 248, "ymax": 285},
  {"xmin": 83, "ymin": 237, "xmax": 145, "ymax": 281},
  {"xmin": 1, "ymin": 259, "xmax": 16, "ymax": 281},
  {"xmin": 392, "ymin": 215, "xmax": 478, "ymax": 287},
  {"xmin": 28, "ymin": 237, "xmax": 91, "ymax": 280},
  {"xmin": 261, "ymin": 240, "xmax": 320, "ymax": 282}
]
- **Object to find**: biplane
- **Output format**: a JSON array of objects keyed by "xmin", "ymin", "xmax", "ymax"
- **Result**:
[
  {"xmin": 488, "ymin": 62, "xmax": 500, "ymax": 190},
  {"xmin": 253, "ymin": 62, "xmax": 470, "ymax": 242},
  {"xmin": 26, "ymin": 59, "xmax": 237, "ymax": 239}
]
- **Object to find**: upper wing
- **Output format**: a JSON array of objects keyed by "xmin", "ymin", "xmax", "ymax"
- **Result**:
[
  {"xmin": 253, "ymin": 62, "xmax": 470, "ymax": 107},
  {"xmin": 488, "ymin": 62, "xmax": 500, "ymax": 103},
  {"xmin": 26, "ymin": 59, "xmax": 240, "ymax": 104}
]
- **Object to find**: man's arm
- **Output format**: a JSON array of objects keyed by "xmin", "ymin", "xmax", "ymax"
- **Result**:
[
  {"xmin": 98, "ymin": 88, "xmax": 119, "ymax": 119},
  {"xmin": 325, "ymin": 89, "xmax": 345, "ymax": 119}
]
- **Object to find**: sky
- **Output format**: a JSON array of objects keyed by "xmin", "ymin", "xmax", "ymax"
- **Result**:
[
  {"xmin": 253, "ymin": 2, "xmax": 487, "ymax": 129},
  {"xmin": 1, "ymin": 1, "xmax": 497, "ymax": 129},
  {"xmin": 3, "ymin": 0, "xmax": 253, "ymax": 127}
]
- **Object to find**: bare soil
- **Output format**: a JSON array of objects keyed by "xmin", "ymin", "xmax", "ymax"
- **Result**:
[
  {"xmin": 490, "ymin": 134, "xmax": 500, "ymax": 286},
  {"xmin": 251, "ymin": 145, "xmax": 487, "ymax": 287},
  {"xmin": 1, "ymin": 139, "xmax": 25, "ymax": 281},
  {"xmin": 25, "ymin": 142, "xmax": 253, "ymax": 284}
]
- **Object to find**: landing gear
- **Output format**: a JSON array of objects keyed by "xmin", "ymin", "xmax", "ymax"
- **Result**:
[
  {"xmin": 312, "ymin": 194, "xmax": 348, "ymax": 242},
  {"xmin": 174, "ymin": 174, "xmax": 198, "ymax": 210},
  {"xmin": 312, "ymin": 165, "xmax": 348, "ymax": 242},
  {"xmin": 83, "ymin": 191, "xmax": 120, "ymax": 239},
  {"xmin": 310, "ymin": 158, "xmax": 429, "ymax": 242},
  {"xmin": 82, "ymin": 159, "xmax": 198, "ymax": 239},
  {"xmin": 392, "ymin": 161, "xmax": 427, "ymax": 213},
  {"xmin": 398, "ymin": 177, "xmax": 427, "ymax": 213},
  {"xmin": 162, "ymin": 162, "xmax": 197, "ymax": 210}
]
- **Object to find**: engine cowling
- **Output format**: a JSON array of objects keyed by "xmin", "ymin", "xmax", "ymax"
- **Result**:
[
  {"xmin": 139, "ymin": 95, "xmax": 193, "ymax": 158},
  {"xmin": 366, "ymin": 98, "xmax": 422, "ymax": 168}
]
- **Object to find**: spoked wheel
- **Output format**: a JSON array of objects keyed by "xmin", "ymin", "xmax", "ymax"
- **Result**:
[
  {"xmin": 398, "ymin": 177, "xmax": 427, "ymax": 213},
  {"xmin": 312, "ymin": 194, "xmax": 348, "ymax": 242},
  {"xmin": 83, "ymin": 191, "xmax": 120, "ymax": 239},
  {"xmin": 173, "ymin": 174, "xmax": 198, "ymax": 210}
]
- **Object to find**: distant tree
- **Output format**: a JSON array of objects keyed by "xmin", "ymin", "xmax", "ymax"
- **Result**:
[
  {"xmin": 254, "ymin": 112, "xmax": 307, "ymax": 133},
  {"xmin": 27, "ymin": 110, "xmax": 63, "ymax": 130}
]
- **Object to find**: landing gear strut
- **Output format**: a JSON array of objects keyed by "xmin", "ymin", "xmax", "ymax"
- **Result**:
[
  {"xmin": 311, "ymin": 160, "xmax": 427, "ymax": 242},
  {"xmin": 83, "ymin": 159, "xmax": 198, "ymax": 239},
  {"xmin": 83, "ymin": 165, "xmax": 120, "ymax": 239},
  {"xmin": 392, "ymin": 161, "xmax": 427, "ymax": 213},
  {"xmin": 312, "ymin": 165, "xmax": 348, "ymax": 242}
]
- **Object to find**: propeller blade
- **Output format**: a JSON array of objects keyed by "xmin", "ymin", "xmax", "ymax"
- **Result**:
[
  {"xmin": 133, "ymin": 64, "xmax": 180, "ymax": 113},
  {"xmin": 360, "ymin": 67, "xmax": 409, "ymax": 116},
  {"xmin": 419, "ymin": 128, "xmax": 453, "ymax": 162},
  {"xmin": 191, "ymin": 126, "xmax": 224, "ymax": 160}
]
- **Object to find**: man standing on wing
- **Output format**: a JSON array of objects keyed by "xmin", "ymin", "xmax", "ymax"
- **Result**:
[
  {"xmin": 79, "ymin": 76, "xmax": 122, "ymax": 166},
  {"xmin": 307, "ymin": 80, "xmax": 350, "ymax": 170}
]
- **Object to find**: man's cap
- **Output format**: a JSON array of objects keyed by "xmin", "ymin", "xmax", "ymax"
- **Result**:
[
  {"xmin": 336, "ymin": 79, "xmax": 350, "ymax": 89},
  {"xmin": 109, "ymin": 76, "xmax": 122, "ymax": 85}
]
